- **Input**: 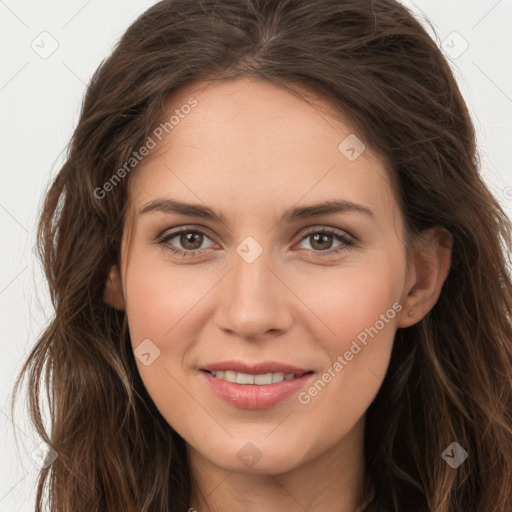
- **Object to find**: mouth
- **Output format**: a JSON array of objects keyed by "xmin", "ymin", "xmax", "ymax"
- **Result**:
[
  {"xmin": 202, "ymin": 369, "xmax": 313, "ymax": 385},
  {"xmin": 199, "ymin": 361, "xmax": 315, "ymax": 409}
]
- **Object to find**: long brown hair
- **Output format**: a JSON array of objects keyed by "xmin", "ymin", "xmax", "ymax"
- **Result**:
[{"xmin": 11, "ymin": 0, "xmax": 512, "ymax": 510}]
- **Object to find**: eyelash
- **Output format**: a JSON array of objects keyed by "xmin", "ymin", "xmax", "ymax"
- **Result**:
[{"xmin": 155, "ymin": 226, "xmax": 355, "ymax": 258}]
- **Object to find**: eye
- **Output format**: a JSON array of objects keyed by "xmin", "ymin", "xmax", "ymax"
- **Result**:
[
  {"xmin": 296, "ymin": 228, "xmax": 354, "ymax": 255},
  {"xmin": 156, "ymin": 226, "xmax": 355, "ymax": 259},
  {"xmin": 156, "ymin": 228, "xmax": 215, "ymax": 257}
]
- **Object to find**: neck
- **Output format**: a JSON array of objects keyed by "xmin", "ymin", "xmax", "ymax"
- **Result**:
[{"xmin": 187, "ymin": 416, "xmax": 372, "ymax": 512}]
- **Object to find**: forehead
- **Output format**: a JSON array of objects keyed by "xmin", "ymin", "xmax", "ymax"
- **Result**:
[{"xmin": 128, "ymin": 77, "xmax": 399, "ymax": 225}]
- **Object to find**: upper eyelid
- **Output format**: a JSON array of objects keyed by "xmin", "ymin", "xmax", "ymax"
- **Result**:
[{"xmin": 158, "ymin": 225, "xmax": 217, "ymax": 243}]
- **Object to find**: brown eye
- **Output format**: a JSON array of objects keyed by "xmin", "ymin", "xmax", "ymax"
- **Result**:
[
  {"xmin": 310, "ymin": 233, "xmax": 334, "ymax": 251},
  {"xmin": 179, "ymin": 231, "xmax": 204, "ymax": 250},
  {"xmin": 157, "ymin": 228, "xmax": 215, "ymax": 257},
  {"xmin": 297, "ymin": 228, "xmax": 354, "ymax": 255}
]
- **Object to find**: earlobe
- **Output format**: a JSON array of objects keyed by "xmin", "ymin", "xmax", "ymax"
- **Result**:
[
  {"xmin": 103, "ymin": 265, "xmax": 126, "ymax": 311},
  {"xmin": 397, "ymin": 226, "xmax": 453, "ymax": 328}
]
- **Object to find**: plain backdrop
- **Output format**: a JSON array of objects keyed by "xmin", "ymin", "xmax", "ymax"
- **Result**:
[{"xmin": 1, "ymin": 1, "xmax": 511, "ymax": 510}]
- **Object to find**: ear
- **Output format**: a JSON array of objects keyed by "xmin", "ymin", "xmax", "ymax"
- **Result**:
[
  {"xmin": 103, "ymin": 265, "xmax": 126, "ymax": 311},
  {"xmin": 397, "ymin": 226, "xmax": 453, "ymax": 328}
]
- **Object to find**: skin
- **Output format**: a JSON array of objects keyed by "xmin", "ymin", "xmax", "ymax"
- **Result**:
[{"xmin": 104, "ymin": 77, "xmax": 452, "ymax": 512}]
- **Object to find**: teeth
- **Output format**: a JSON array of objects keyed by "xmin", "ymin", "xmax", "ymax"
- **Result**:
[{"xmin": 209, "ymin": 370, "xmax": 296, "ymax": 385}]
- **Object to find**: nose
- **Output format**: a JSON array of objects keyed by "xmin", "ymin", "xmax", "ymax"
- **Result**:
[{"xmin": 213, "ymin": 244, "xmax": 294, "ymax": 340}]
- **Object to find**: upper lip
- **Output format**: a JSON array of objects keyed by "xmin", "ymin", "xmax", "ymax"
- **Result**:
[{"xmin": 200, "ymin": 360, "xmax": 311, "ymax": 376}]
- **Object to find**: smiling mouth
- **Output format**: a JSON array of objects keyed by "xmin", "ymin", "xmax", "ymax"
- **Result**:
[
  {"xmin": 203, "ymin": 370, "xmax": 313, "ymax": 385},
  {"xmin": 200, "ymin": 367, "xmax": 316, "ymax": 409}
]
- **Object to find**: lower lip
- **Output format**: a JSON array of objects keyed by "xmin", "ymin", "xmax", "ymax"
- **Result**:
[{"xmin": 201, "ymin": 371, "xmax": 314, "ymax": 409}]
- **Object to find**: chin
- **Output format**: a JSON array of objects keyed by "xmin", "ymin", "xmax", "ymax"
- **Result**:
[{"xmin": 198, "ymin": 437, "xmax": 311, "ymax": 475}]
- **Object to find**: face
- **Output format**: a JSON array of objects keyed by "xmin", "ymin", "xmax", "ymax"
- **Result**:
[{"xmin": 107, "ymin": 77, "xmax": 441, "ymax": 476}]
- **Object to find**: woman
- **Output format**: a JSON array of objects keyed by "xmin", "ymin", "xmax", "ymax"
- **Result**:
[{"xmin": 11, "ymin": 0, "xmax": 512, "ymax": 510}]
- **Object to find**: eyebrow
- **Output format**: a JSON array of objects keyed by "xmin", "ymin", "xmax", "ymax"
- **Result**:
[{"xmin": 139, "ymin": 198, "xmax": 375, "ymax": 225}]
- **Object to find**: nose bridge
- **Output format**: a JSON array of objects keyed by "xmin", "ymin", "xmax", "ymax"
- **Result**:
[
  {"xmin": 214, "ymin": 234, "xmax": 292, "ymax": 337},
  {"xmin": 233, "ymin": 240, "xmax": 273, "ymax": 301}
]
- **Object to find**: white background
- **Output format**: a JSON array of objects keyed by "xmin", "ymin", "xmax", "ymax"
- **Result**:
[{"xmin": 0, "ymin": 1, "xmax": 511, "ymax": 510}]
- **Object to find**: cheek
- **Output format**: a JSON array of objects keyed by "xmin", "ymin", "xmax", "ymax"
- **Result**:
[
  {"xmin": 295, "ymin": 253, "xmax": 404, "ymax": 404},
  {"xmin": 124, "ymin": 250, "xmax": 213, "ymax": 343},
  {"xmin": 122, "ymin": 254, "xmax": 205, "ymax": 430},
  {"xmin": 300, "ymin": 253, "xmax": 404, "ymax": 349}
]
